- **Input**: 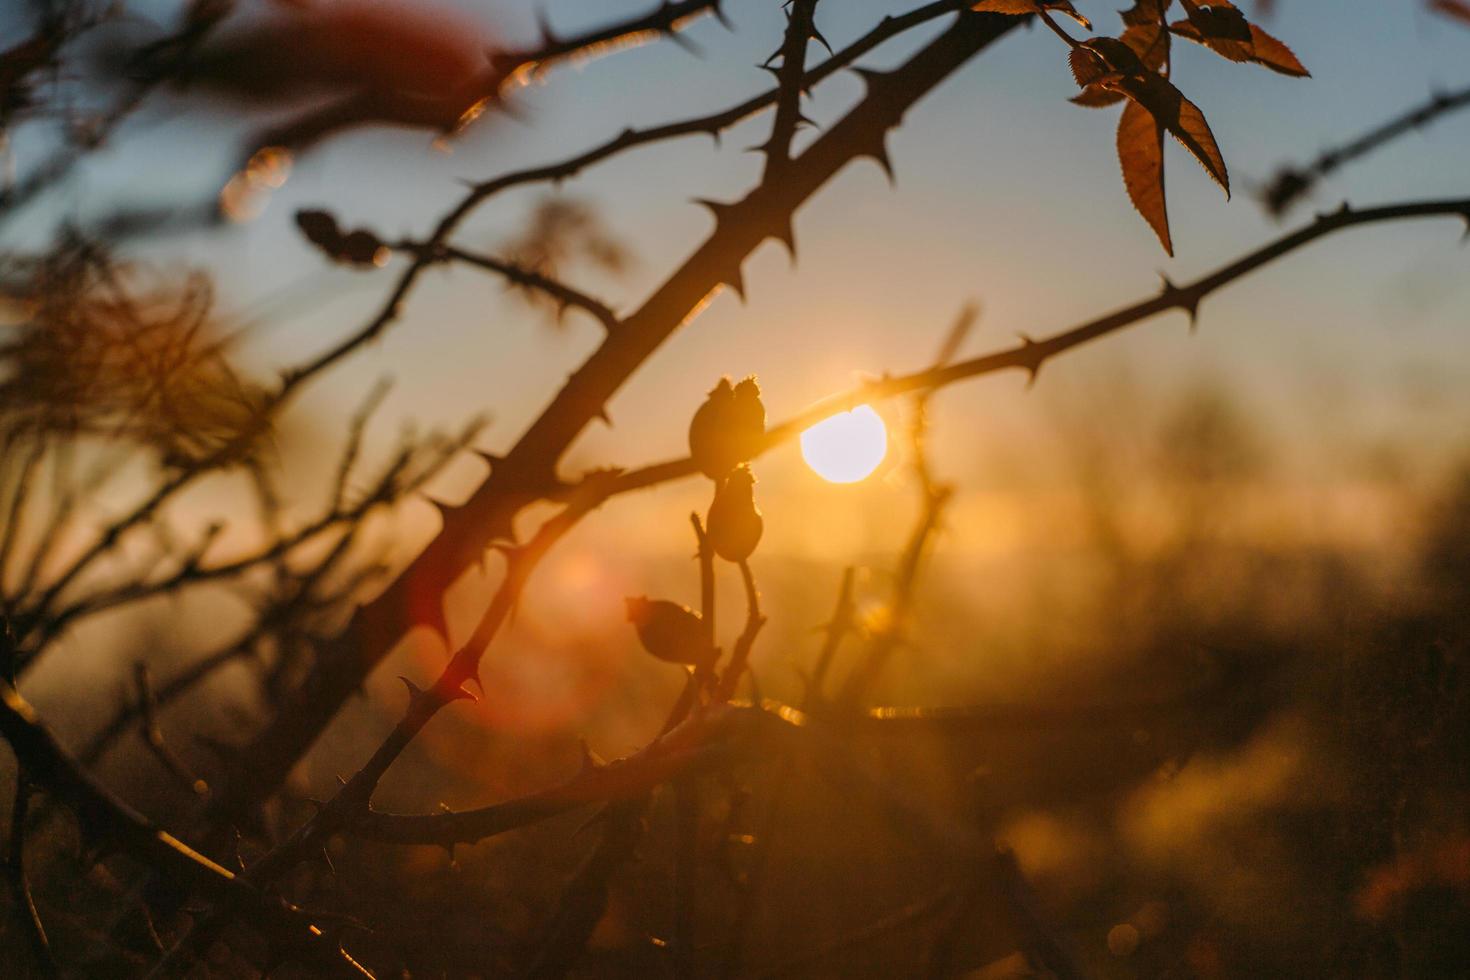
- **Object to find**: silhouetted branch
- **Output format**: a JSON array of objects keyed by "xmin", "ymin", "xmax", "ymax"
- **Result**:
[
  {"xmin": 393, "ymin": 241, "xmax": 621, "ymax": 332},
  {"xmin": 1262, "ymin": 84, "xmax": 1470, "ymax": 217},
  {"xmin": 0, "ymin": 679, "xmax": 372, "ymax": 978},
  {"xmin": 760, "ymin": 0, "xmax": 824, "ymax": 174},
  {"xmin": 132, "ymin": 663, "xmax": 207, "ymax": 797},
  {"xmin": 596, "ymin": 197, "xmax": 1470, "ymax": 499},
  {"xmin": 714, "ymin": 558, "xmax": 766, "ymax": 701},
  {"xmin": 210, "ymin": 10, "xmax": 1024, "ymax": 829},
  {"xmin": 5, "ymin": 774, "xmax": 55, "ymax": 978}
]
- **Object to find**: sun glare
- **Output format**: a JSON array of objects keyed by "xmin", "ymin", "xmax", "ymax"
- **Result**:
[{"xmin": 800, "ymin": 405, "xmax": 888, "ymax": 483}]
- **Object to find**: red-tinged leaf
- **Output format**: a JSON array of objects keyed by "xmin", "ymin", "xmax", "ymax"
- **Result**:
[
  {"xmin": 1429, "ymin": 0, "xmax": 1470, "ymax": 27},
  {"xmin": 1122, "ymin": 73, "xmax": 1230, "ymax": 196},
  {"xmin": 1171, "ymin": 15, "xmax": 1308, "ymax": 76},
  {"xmin": 1069, "ymin": 46, "xmax": 1110, "ymax": 87},
  {"xmin": 1121, "ymin": 18, "xmax": 1171, "ymax": 71},
  {"xmin": 971, "ymin": 0, "xmax": 1093, "ymax": 29},
  {"xmin": 1080, "ymin": 36, "xmax": 1149, "ymax": 75},
  {"xmin": 1121, "ymin": 0, "xmax": 1174, "ymax": 27},
  {"xmin": 1072, "ymin": 84, "xmax": 1126, "ymax": 108},
  {"xmin": 1117, "ymin": 99, "xmax": 1172, "ymax": 254},
  {"xmin": 1246, "ymin": 23, "xmax": 1308, "ymax": 76}
]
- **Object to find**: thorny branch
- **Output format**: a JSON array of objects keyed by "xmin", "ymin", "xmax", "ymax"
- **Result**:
[
  {"xmin": 207, "ymin": 9, "xmax": 1026, "ymax": 833},
  {"xmin": 594, "ymin": 197, "xmax": 1470, "ymax": 501},
  {"xmin": 0, "ymin": 678, "xmax": 372, "ymax": 978}
]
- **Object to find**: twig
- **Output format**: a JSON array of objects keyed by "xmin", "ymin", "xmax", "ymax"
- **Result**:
[
  {"xmin": 0, "ymin": 679, "xmax": 371, "ymax": 979},
  {"xmin": 1262, "ymin": 84, "xmax": 1470, "ymax": 217},
  {"xmin": 210, "ymin": 9, "xmax": 1024, "ymax": 829},
  {"xmin": 805, "ymin": 566, "xmax": 857, "ymax": 708},
  {"xmin": 5, "ymin": 774, "xmax": 56, "ymax": 978},
  {"xmin": 761, "ymin": 0, "xmax": 825, "ymax": 175},
  {"xmin": 714, "ymin": 559, "xmax": 766, "ymax": 702},
  {"xmin": 395, "ymin": 242, "xmax": 621, "ymax": 332},
  {"xmin": 593, "ymin": 197, "xmax": 1470, "ymax": 500}
]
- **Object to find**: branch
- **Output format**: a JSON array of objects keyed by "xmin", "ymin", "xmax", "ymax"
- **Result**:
[
  {"xmin": 1262, "ymin": 84, "xmax": 1470, "ymax": 217},
  {"xmin": 393, "ymin": 241, "xmax": 621, "ymax": 332},
  {"xmin": 714, "ymin": 559, "xmax": 766, "ymax": 702},
  {"xmin": 594, "ymin": 197, "xmax": 1470, "ymax": 499},
  {"xmin": 0, "ymin": 680, "xmax": 371, "ymax": 979},
  {"xmin": 760, "ymin": 0, "xmax": 825, "ymax": 174},
  {"xmin": 208, "ymin": 9, "xmax": 1023, "ymax": 829},
  {"xmin": 5, "ymin": 775, "xmax": 55, "ymax": 978}
]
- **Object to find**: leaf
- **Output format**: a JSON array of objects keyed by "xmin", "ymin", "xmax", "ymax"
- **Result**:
[
  {"xmin": 1429, "ymin": 0, "xmax": 1470, "ymax": 27},
  {"xmin": 1244, "ymin": 24, "xmax": 1308, "ymax": 75},
  {"xmin": 1072, "ymin": 3, "xmax": 1171, "ymax": 108},
  {"xmin": 971, "ymin": 0, "xmax": 1093, "ymax": 29},
  {"xmin": 1171, "ymin": 0, "xmax": 1309, "ymax": 76},
  {"xmin": 1121, "ymin": 72, "xmax": 1230, "ymax": 196},
  {"xmin": 1117, "ymin": 99, "xmax": 1172, "ymax": 254}
]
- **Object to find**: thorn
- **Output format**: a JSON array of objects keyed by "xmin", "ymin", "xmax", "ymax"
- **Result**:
[
  {"xmin": 447, "ymin": 682, "xmax": 479, "ymax": 703},
  {"xmin": 422, "ymin": 494, "xmax": 454, "ymax": 521},
  {"xmin": 398, "ymin": 675, "xmax": 424, "ymax": 700},
  {"xmin": 594, "ymin": 405, "xmax": 612, "ymax": 427},
  {"xmin": 1017, "ymin": 333, "xmax": 1043, "ymax": 388},
  {"xmin": 665, "ymin": 28, "xmax": 702, "ymax": 56},
  {"xmin": 713, "ymin": 1, "xmax": 734, "ymax": 30},
  {"xmin": 534, "ymin": 8, "xmax": 559, "ymax": 48},
  {"xmin": 578, "ymin": 739, "xmax": 605, "ymax": 773},
  {"xmin": 809, "ymin": 25, "xmax": 833, "ymax": 55},
  {"xmin": 768, "ymin": 217, "xmax": 797, "ymax": 263},
  {"xmin": 693, "ymin": 197, "xmax": 736, "ymax": 224},
  {"xmin": 864, "ymin": 137, "xmax": 895, "ymax": 184},
  {"xmin": 723, "ymin": 265, "xmax": 747, "ymax": 301},
  {"xmin": 757, "ymin": 60, "xmax": 782, "ymax": 77},
  {"xmin": 852, "ymin": 66, "xmax": 889, "ymax": 95}
]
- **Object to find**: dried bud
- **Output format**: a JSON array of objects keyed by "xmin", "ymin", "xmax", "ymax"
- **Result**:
[
  {"xmin": 688, "ymin": 376, "xmax": 765, "ymax": 480},
  {"xmin": 706, "ymin": 464, "xmax": 763, "ymax": 562},
  {"xmin": 295, "ymin": 209, "xmax": 389, "ymax": 267},
  {"xmin": 625, "ymin": 597, "xmax": 712, "ymax": 667}
]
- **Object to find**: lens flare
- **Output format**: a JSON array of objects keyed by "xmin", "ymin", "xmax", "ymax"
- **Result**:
[{"xmin": 800, "ymin": 405, "xmax": 887, "ymax": 483}]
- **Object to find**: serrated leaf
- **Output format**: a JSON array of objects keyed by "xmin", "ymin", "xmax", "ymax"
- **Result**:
[
  {"xmin": 1071, "ymin": 85, "xmax": 1126, "ymax": 108},
  {"xmin": 1245, "ymin": 24, "xmax": 1308, "ymax": 75},
  {"xmin": 1121, "ymin": 73, "xmax": 1230, "ymax": 196},
  {"xmin": 1171, "ymin": 0, "xmax": 1308, "ymax": 75},
  {"xmin": 1121, "ymin": 0, "xmax": 1174, "ymax": 27},
  {"xmin": 971, "ymin": 0, "xmax": 1093, "ymax": 29},
  {"xmin": 1117, "ymin": 99, "xmax": 1172, "ymax": 254}
]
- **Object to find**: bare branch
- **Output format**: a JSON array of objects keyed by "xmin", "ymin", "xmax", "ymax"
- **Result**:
[{"xmin": 1262, "ymin": 85, "xmax": 1470, "ymax": 218}]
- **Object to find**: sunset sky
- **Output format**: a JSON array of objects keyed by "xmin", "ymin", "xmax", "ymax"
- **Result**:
[{"xmin": 7, "ymin": 0, "xmax": 1470, "ymax": 567}]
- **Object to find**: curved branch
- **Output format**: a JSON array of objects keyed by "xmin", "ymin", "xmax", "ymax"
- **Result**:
[
  {"xmin": 595, "ymin": 197, "xmax": 1470, "ymax": 498},
  {"xmin": 209, "ymin": 10, "xmax": 1022, "ymax": 830},
  {"xmin": 0, "ymin": 680, "xmax": 370, "ymax": 978}
]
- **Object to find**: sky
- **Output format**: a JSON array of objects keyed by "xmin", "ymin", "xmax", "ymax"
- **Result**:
[{"xmin": 6, "ymin": 0, "xmax": 1470, "ymax": 565}]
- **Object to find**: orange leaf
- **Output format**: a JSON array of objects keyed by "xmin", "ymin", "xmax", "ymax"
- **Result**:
[
  {"xmin": 1246, "ymin": 23, "xmax": 1308, "ymax": 76},
  {"xmin": 1122, "ymin": 73, "xmax": 1230, "ymax": 196},
  {"xmin": 971, "ymin": 0, "xmax": 1093, "ymax": 29},
  {"xmin": 1117, "ymin": 99, "xmax": 1172, "ymax": 254},
  {"xmin": 1171, "ymin": 0, "xmax": 1308, "ymax": 75}
]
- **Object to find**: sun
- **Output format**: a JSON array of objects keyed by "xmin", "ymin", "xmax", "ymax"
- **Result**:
[{"xmin": 800, "ymin": 405, "xmax": 888, "ymax": 483}]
